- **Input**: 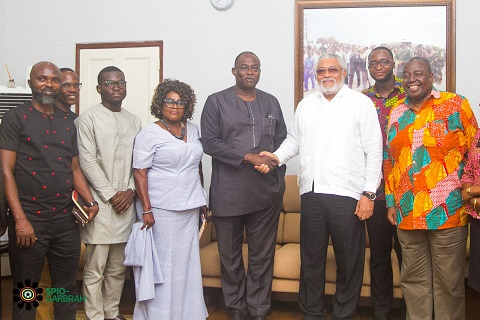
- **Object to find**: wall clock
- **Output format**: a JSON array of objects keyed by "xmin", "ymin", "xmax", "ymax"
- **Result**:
[{"xmin": 211, "ymin": 0, "xmax": 235, "ymax": 11}]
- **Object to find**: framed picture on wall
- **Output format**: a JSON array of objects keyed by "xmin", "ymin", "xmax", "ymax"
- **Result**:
[{"xmin": 294, "ymin": 0, "xmax": 455, "ymax": 107}]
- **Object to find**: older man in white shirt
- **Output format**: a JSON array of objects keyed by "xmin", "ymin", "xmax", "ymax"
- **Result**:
[{"xmin": 259, "ymin": 53, "xmax": 383, "ymax": 320}]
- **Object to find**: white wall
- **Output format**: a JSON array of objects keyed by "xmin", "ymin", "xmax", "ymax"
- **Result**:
[
  {"xmin": 1, "ymin": 0, "xmax": 478, "ymax": 187},
  {"xmin": 0, "ymin": 1, "xmax": 6, "ymax": 84},
  {"xmin": 456, "ymin": 0, "xmax": 480, "ymax": 111}
]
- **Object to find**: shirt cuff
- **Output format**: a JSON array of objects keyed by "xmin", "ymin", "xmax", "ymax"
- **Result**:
[
  {"xmin": 273, "ymin": 151, "xmax": 286, "ymax": 166},
  {"xmin": 100, "ymin": 187, "xmax": 117, "ymax": 203},
  {"xmin": 386, "ymin": 194, "xmax": 396, "ymax": 208}
]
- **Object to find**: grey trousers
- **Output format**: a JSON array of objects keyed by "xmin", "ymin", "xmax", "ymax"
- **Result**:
[{"xmin": 397, "ymin": 226, "xmax": 467, "ymax": 320}]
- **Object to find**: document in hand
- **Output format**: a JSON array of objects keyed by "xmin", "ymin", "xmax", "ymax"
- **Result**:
[{"xmin": 72, "ymin": 190, "xmax": 89, "ymax": 226}]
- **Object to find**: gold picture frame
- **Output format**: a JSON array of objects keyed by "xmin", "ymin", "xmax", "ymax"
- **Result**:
[{"xmin": 294, "ymin": 0, "xmax": 456, "ymax": 106}]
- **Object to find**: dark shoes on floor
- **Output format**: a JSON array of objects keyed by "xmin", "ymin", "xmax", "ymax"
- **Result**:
[
  {"xmin": 231, "ymin": 309, "xmax": 246, "ymax": 320},
  {"xmin": 231, "ymin": 308, "xmax": 268, "ymax": 320}
]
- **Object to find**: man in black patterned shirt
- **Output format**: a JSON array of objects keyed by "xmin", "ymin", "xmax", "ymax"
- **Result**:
[{"xmin": 0, "ymin": 61, "xmax": 98, "ymax": 320}]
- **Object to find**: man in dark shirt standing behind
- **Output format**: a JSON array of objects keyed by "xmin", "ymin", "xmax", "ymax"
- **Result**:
[
  {"xmin": 362, "ymin": 46, "xmax": 405, "ymax": 320},
  {"xmin": 0, "ymin": 61, "xmax": 98, "ymax": 320},
  {"xmin": 201, "ymin": 51, "xmax": 287, "ymax": 320},
  {"xmin": 36, "ymin": 67, "xmax": 82, "ymax": 320},
  {"xmin": 55, "ymin": 67, "xmax": 81, "ymax": 116}
]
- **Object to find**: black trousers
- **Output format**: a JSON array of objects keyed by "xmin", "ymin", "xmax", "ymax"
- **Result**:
[
  {"xmin": 468, "ymin": 217, "xmax": 480, "ymax": 292},
  {"xmin": 9, "ymin": 215, "xmax": 80, "ymax": 320},
  {"xmin": 366, "ymin": 200, "xmax": 403, "ymax": 319},
  {"xmin": 213, "ymin": 200, "xmax": 282, "ymax": 317},
  {"xmin": 299, "ymin": 192, "xmax": 365, "ymax": 320}
]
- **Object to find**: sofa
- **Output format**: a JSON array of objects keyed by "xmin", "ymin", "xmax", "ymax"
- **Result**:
[{"xmin": 199, "ymin": 175, "xmax": 403, "ymax": 302}]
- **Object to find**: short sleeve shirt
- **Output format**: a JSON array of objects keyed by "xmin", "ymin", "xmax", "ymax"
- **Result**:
[{"xmin": 0, "ymin": 101, "xmax": 78, "ymax": 222}]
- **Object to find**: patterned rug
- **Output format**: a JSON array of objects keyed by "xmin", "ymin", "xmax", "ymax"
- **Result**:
[{"xmin": 75, "ymin": 311, "xmax": 133, "ymax": 320}]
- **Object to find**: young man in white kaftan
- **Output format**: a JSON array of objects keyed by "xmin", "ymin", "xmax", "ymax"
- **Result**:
[{"xmin": 76, "ymin": 66, "xmax": 141, "ymax": 320}]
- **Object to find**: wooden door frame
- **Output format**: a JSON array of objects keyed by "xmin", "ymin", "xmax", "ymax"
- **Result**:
[{"xmin": 75, "ymin": 41, "xmax": 163, "ymax": 114}]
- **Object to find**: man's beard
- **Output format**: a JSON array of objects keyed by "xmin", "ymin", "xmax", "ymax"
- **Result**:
[
  {"xmin": 33, "ymin": 91, "xmax": 58, "ymax": 105},
  {"xmin": 319, "ymin": 76, "xmax": 344, "ymax": 95}
]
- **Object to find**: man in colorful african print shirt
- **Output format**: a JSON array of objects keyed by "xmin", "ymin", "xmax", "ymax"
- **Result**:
[
  {"xmin": 384, "ymin": 57, "xmax": 478, "ymax": 320},
  {"xmin": 363, "ymin": 46, "xmax": 405, "ymax": 320}
]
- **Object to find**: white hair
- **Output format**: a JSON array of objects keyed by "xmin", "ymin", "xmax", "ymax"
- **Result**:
[{"xmin": 316, "ymin": 53, "xmax": 345, "ymax": 69}]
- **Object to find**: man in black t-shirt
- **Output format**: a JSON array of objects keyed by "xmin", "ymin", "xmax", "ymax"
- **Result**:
[{"xmin": 0, "ymin": 61, "xmax": 98, "ymax": 320}]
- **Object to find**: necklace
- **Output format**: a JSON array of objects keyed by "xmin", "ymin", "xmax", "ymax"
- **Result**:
[{"xmin": 160, "ymin": 119, "xmax": 185, "ymax": 140}]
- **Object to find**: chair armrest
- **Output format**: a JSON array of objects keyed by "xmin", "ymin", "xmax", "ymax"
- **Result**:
[{"xmin": 199, "ymin": 213, "xmax": 213, "ymax": 248}]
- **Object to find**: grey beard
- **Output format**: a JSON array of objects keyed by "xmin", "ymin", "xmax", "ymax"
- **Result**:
[
  {"xmin": 320, "ymin": 78, "xmax": 344, "ymax": 95},
  {"xmin": 33, "ymin": 92, "xmax": 58, "ymax": 105}
]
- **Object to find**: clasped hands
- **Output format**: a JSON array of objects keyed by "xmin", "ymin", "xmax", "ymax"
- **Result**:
[
  {"xmin": 110, "ymin": 189, "xmax": 135, "ymax": 214},
  {"xmin": 244, "ymin": 151, "xmax": 278, "ymax": 174}
]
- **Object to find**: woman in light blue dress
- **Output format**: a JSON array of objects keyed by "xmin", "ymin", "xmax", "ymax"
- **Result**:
[{"xmin": 132, "ymin": 79, "xmax": 208, "ymax": 319}]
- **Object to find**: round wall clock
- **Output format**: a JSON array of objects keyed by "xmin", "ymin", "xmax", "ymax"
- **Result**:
[{"xmin": 211, "ymin": 0, "xmax": 235, "ymax": 11}]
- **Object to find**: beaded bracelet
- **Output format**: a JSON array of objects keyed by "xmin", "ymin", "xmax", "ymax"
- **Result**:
[{"xmin": 142, "ymin": 210, "xmax": 153, "ymax": 215}]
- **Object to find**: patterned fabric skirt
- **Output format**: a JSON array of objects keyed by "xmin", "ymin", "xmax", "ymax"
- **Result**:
[{"xmin": 133, "ymin": 207, "xmax": 208, "ymax": 320}]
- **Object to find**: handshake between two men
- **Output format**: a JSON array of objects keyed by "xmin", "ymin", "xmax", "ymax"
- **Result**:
[{"xmin": 243, "ymin": 151, "xmax": 278, "ymax": 174}]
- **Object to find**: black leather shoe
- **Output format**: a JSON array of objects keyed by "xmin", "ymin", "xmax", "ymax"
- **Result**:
[
  {"xmin": 251, "ymin": 316, "xmax": 267, "ymax": 320},
  {"xmin": 231, "ymin": 309, "xmax": 246, "ymax": 320}
]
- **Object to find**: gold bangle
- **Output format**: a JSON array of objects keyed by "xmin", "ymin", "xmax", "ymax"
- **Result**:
[
  {"xmin": 474, "ymin": 198, "xmax": 478, "ymax": 213},
  {"xmin": 467, "ymin": 187, "xmax": 472, "ymax": 197}
]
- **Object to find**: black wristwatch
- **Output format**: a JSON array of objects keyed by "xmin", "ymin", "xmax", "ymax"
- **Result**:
[
  {"xmin": 362, "ymin": 191, "xmax": 377, "ymax": 201},
  {"xmin": 86, "ymin": 200, "xmax": 98, "ymax": 208}
]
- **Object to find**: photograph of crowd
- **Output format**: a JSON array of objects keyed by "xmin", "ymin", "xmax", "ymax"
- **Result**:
[{"xmin": 299, "ymin": 5, "xmax": 448, "ymax": 98}]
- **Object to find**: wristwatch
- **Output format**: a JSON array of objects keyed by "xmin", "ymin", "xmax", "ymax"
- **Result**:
[
  {"xmin": 86, "ymin": 200, "xmax": 98, "ymax": 208},
  {"xmin": 362, "ymin": 191, "xmax": 377, "ymax": 201}
]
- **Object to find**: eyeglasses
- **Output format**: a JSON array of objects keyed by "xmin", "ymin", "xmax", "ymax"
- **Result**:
[
  {"xmin": 368, "ymin": 59, "xmax": 392, "ymax": 68},
  {"xmin": 99, "ymin": 80, "xmax": 127, "ymax": 88},
  {"xmin": 237, "ymin": 65, "xmax": 260, "ymax": 72},
  {"xmin": 62, "ymin": 82, "xmax": 82, "ymax": 90},
  {"xmin": 316, "ymin": 67, "xmax": 342, "ymax": 76},
  {"xmin": 163, "ymin": 98, "xmax": 188, "ymax": 109}
]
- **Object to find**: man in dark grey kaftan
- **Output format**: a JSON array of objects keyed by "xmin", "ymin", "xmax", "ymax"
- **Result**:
[{"xmin": 201, "ymin": 52, "xmax": 287, "ymax": 320}]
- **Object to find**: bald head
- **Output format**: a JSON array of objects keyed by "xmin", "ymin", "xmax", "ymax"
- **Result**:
[
  {"xmin": 234, "ymin": 51, "xmax": 260, "ymax": 68},
  {"xmin": 30, "ymin": 61, "xmax": 61, "ymax": 80},
  {"xmin": 56, "ymin": 69, "xmax": 80, "ymax": 112},
  {"xmin": 404, "ymin": 57, "xmax": 432, "ymax": 74},
  {"xmin": 402, "ymin": 57, "xmax": 434, "ymax": 106},
  {"xmin": 28, "ymin": 61, "xmax": 62, "ymax": 106}
]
